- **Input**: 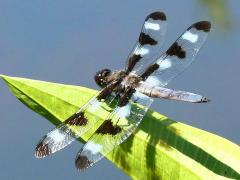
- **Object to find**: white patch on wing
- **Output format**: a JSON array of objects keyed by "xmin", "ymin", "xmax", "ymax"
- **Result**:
[
  {"xmin": 158, "ymin": 59, "xmax": 172, "ymax": 70},
  {"xmin": 145, "ymin": 76, "xmax": 161, "ymax": 87},
  {"xmin": 49, "ymin": 129, "xmax": 66, "ymax": 143},
  {"xmin": 144, "ymin": 22, "xmax": 160, "ymax": 31},
  {"xmin": 89, "ymin": 101, "xmax": 101, "ymax": 112},
  {"xmin": 135, "ymin": 47, "xmax": 149, "ymax": 56},
  {"xmin": 116, "ymin": 104, "xmax": 131, "ymax": 118},
  {"xmin": 182, "ymin": 31, "xmax": 198, "ymax": 43},
  {"xmin": 133, "ymin": 91, "xmax": 149, "ymax": 102},
  {"xmin": 85, "ymin": 142, "xmax": 102, "ymax": 154}
]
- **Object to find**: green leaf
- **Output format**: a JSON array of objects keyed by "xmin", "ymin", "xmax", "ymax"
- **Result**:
[{"xmin": 1, "ymin": 74, "xmax": 240, "ymax": 180}]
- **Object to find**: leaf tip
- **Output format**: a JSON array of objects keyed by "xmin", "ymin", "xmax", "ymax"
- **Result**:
[
  {"xmin": 0, "ymin": 74, "xmax": 10, "ymax": 82},
  {"xmin": 0, "ymin": 74, "xmax": 7, "ymax": 78}
]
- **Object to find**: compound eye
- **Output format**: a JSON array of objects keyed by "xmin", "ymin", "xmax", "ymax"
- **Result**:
[
  {"xmin": 94, "ymin": 73, "xmax": 103, "ymax": 87},
  {"xmin": 102, "ymin": 69, "xmax": 111, "ymax": 77},
  {"xmin": 94, "ymin": 69, "xmax": 111, "ymax": 87}
]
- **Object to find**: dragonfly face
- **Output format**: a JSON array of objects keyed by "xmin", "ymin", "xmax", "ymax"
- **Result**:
[
  {"xmin": 35, "ymin": 11, "xmax": 211, "ymax": 171},
  {"xmin": 94, "ymin": 69, "xmax": 111, "ymax": 87}
]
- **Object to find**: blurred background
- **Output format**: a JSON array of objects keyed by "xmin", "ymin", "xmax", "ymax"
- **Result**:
[{"xmin": 0, "ymin": 0, "xmax": 239, "ymax": 179}]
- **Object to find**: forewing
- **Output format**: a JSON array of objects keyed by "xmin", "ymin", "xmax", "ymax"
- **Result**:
[
  {"xmin": 35, "ymin": 93, "xmax": 116, "ymax": 158},
  {"xmin": 142, "ymin": 21, "xmax": 211, "ymax": 87},
  {"xmin": 75, "ymin": 92, "xmax": 153, "ymax": 170},
  {"xmin": 125, "ymin": 11, "xmax": 167, "ymax": 74}
]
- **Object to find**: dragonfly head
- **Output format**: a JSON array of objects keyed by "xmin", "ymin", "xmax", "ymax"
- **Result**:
[{"xmin": 95, "ymin": 69, "xmax": 111, "ymax": 87}]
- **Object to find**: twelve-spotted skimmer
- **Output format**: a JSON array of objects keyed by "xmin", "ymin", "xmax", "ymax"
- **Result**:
[{"xmin": 35, "ymin": 11, "xmax": 211, "ymax": 170}]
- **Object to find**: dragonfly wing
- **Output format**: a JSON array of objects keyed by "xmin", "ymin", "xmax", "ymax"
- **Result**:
[
  {"xmin": 75, "ymin": 92, "xmax": 153, "ymax": 170},
  {"xmin": 125, "ymin": 11, "xmax": 167, "ymax": 74},
  {"xmin": 140, "ymin": 21, "xmax": 211, "ymax": 87},
  {"xmin": 35, "ymin": 91, "xmax": 117, "ymax": 158}
]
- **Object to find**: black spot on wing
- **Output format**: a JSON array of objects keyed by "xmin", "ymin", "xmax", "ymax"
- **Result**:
[
  {"xmin": 97, "ymin": 79, "xmax": 122, "ymax": 100},
  {"xmin": 141, "ymin": 63, "xmax": 160, "ymax": 80},
  {"xmin": 65, "ymin": 112, "xmax": 88, "ymax": 126},
  {"xmin": 97, "ymin": 88, "xmax": 111, "ymax": 100},
  {"xmin": 127, "ymin": 54, "xmax": 142, "ymax": 73},
  {"xmin": 191, "ymin": 21, "xmax": 211, "ymax": 32},
  {"xmin": 166, "ymin": 42, "xmax": 186, "ymax": 59},
  {"xmin": 96, "ymin": 119, "xmax": 122, "ymax": 135},
  {"xmin": 118, "ymin": 88, "xmax": 136, "ymax": 107},
  {"xmin": 75, "ymin": 155, "xmax": 92, "ymax": 170},
  {"xmin": 35, "ymin": 136, "xmax": 51, "ymax": 158},
  {"xmin": 139, "ymin": 32, "xmax": 157, "ymax": 46},
  {"xmin": 146, "ymin": 11, "xmax": 166, "ymax": 21}
]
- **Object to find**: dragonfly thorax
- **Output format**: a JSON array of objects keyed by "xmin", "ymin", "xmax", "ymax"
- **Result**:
[{"xmin": 122, "ymin": 74, "xmax": 142, "ymax": 89}]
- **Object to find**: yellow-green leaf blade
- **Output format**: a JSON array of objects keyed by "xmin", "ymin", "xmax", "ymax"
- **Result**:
[{"xmin": 1, "ymin": 74, "xmax": 240, "ymax": 180}]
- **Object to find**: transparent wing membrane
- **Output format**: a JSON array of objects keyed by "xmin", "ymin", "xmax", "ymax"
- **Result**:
[
  {"xmin": 142, "ymin": 21, "xmax": 211, "ymax": 87},
  {"xmin": 75, "ymin": 92, "xmax": 153, "ymax": 170},
  {"xmin": 125, "ymin": 12, "xmax": 167, "ymax": 74},
  {"xmin": 35, "ymin": 93, "xmax": 116, "ymax": 158}
]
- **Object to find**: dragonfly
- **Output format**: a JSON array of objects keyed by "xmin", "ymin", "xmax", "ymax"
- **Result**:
[{"xmin": 35, "ymin": 11, "xmax": 211, "ymax": 170}]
